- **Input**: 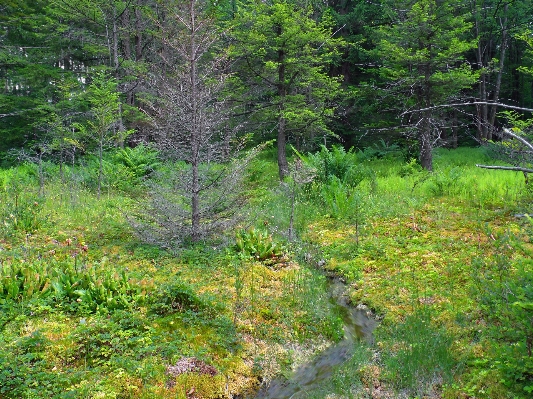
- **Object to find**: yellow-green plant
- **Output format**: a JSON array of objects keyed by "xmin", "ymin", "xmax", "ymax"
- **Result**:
[
  {"xmin": 0, "ymin": 261, "xmax": 51, "ymax": 301},
  {"xmin": 52, "ymin": 262, "xmax": 142, "ymax": 313},
  {"xmin": 234, "ymin": 227, "xmax": 285, "ymax": 262}
]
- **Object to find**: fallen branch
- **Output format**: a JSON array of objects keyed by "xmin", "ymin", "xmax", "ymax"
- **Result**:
[
  {"xmin": 501, "ymin": 128, "xmax": 533, "ymax": 151},
  {"xmin": 476, "ymin": 164, "xmax": 533, "ymax": 174}
]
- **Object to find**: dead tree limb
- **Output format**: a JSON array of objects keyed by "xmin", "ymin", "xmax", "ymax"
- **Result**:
[
  {"xmin": 401, "ymin": 102, "xmax": 533, "ymax": 117},
  {"xmin": 476, "ymin": 164, "xmax": 533, "ymax": 174},
  {"xmin": 475, "ymin": 129, "xmax": 533, "ymax": 185},
  {"xmin": 501, "ymin": 128, "xmax": 533, "ymax": 151}
]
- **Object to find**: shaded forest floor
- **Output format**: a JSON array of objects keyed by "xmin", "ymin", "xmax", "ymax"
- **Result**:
[{"xmin": 1, "ymin": 147, "xmax": 532, "ymax": 398}]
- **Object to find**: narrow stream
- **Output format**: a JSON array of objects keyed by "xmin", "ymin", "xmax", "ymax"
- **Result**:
[{"xmin": 253, "ymin": 276, "xmax": 377, "ymax": 399}]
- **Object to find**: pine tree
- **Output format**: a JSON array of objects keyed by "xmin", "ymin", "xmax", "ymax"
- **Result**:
[
  {"xmin": 377, "ymin": 0, "xmax": 478, "ymax": 170},
  {"xmin": 233, "ymin": 0, "xmax": 344, "ymax": 180},
  {"xmin": 133, "ymin": 0, "xmax": 250, "ymax": 246}
]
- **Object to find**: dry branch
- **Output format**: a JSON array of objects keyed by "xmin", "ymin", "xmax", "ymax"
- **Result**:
[
  {"xmin": 475, "ymin": 164, "xmax": 533, "ymax": 174},
  {"xmin": 501, "ymin": 128, "xmax": 533, "ymax": 152},
  {"xmin": 401, "ymin": 102, "xmax": 533, "ymax": 117}
]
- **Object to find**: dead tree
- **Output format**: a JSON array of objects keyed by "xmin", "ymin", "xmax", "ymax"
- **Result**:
[{"xmin": 131, "ymin": 0, "xmax": 250, "ymax": 247}]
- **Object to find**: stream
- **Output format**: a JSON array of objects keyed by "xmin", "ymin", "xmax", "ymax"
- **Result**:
[{"xmin": 253, "ymin": 276, "xmax": 378, "ymax": 399}]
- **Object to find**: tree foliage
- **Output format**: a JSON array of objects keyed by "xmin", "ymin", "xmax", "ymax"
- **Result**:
[
  {"xmin": 376, "ymin": 0, "xmax": 479, "ymax": 170},
  {"xmin": 233, "ymin": 0, "xmax": 344, "ymax": 179}
]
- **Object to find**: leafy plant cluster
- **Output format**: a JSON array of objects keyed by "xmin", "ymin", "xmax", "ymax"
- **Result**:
[
  {"xmin": 320, "ymin": 176, "xmax": 366, "ymax": 220},
  {"xmin": 70, "ymin": 145, "xmax": 160, "ymax": 193},
  {"xmin": 0, "ymin": 259, "xmax": 142, "ymax": 313},
  {"xmin": 148, "ymin": 280, "xmax": 211, "ymax": 315},
  {"xmin": 358, "ymin": 139, "xmax": 401, "ymax": 161},
  {"xmin": 0, "ymin": 330, "xmax": 84, "ymax": 398},
  {"xmin": 305, "ymin": 145, "xmax": 372, "ymax": 187},
  {"xmin": 234, "ymin": 227, "xmax": 286, "ymax": 263}
]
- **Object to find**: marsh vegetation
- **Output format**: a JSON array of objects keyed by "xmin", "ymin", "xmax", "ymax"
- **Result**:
[{"xmin": 1, "ymin": 145, "xmax": 532, "ymax": 398}]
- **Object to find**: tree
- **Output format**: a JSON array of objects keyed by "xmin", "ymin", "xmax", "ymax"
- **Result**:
[
  {"xmin": 233, "ymin": 0, "xmax": 344, "ymax": 180},
  {"xmin": 469, "ymin": 0, "xmax": 533, "ymax": 141},
  {"xmin": 476, "ymin": 34, "xmax": 533, "ymax": 185},
  {"xmin": 376, "ymin": 0, "xmax": 479, "ymax": 170},
  {"xmin": 0, "ymin": 0, "xmax": 71, "ymax": 154},
  {"xmin": 76, "ymin": 71, "xmax": 124, "ymax": 199},
  {"xmin": 49, "ymin": 0, "xmax": 152, "ymax": 141},
  {"xmin": 133, "ymin": 0, "xmax": 250, "ymax": 246}
]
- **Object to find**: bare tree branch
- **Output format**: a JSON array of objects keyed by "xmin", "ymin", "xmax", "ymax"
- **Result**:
[
  {"xmin": 476, "ymin": 164, "xmax": 533, "ymax": 174},
  {"xmin": 401, "ymin": 102, "xmax": 533, "ymax": 117},
  {"xmin": 501, "ymin": 128, "xmax": 533, "ymax": 152},
  {"xmin": 0, "ymin": 110, "xmax": 25, "ymax": 118}
]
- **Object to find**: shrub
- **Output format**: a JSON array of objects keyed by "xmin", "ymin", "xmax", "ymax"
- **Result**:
[
  {"xmin": 148, "ymin": 280, "xmax": 209, "ymax": 315},
  {"xmin": 398, "ymin": 158, "xmax": 423, "ymax": 177},
  {"xmin": 113, "ymin": 144, "xmax": 160, "ymax": 181},
  {"xmin": 320, "ymin": 177, "xmax": 365, "ymax": 221},
  {"xmin": 358, "ymin": 139, "xmax": 401, "ymax": 161},
  {"xmin": 427, "ymin": 166, "xmax": 464, "ymax": 197}
]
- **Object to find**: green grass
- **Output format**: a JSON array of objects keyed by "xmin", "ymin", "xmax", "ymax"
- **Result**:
[{"xmin": 0, "ymin": 146, "xmax": 532, "ymax": 398}]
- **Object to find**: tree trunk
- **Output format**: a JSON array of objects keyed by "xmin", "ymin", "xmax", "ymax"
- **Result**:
[
  {"xmin": 277, "ymin": 116, "xmax": 289, "ymax": 180},
  {"xmin": 135, "ymin": 1, "xmax": 143, "ymax": 62},
  {"xmin": 419, "ymin": 118, "xmax": 433, "ymax": 171},
  {"xmin": 276, "ymin": 24, "xmax": 289, "ymax": 180},
  {"xmin": 488, "ymin": 3, "xmax": 509, "ymax": 138},
  {"xmin": 451, "ymin": 108, "xmax": 458, "ymax": 149},
  {"xmin": 112, "ymin": 8, "xmax": 126, "ymax": 147},
  {"xmin": 190, "ymin": 0, "xmax": 200, "ymax": 242},
  {"xmin": 98, "ymin": 137, "xmax": 103, "ymax": 200},
  {"xmin": 473, "ymin": 1, "xmax": 489, "ymax": 141}
]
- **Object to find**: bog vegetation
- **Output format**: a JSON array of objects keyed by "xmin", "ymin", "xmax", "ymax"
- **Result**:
[{"xmin": 0, "ymin": 145, "xmax": 532, "ymax": 398}]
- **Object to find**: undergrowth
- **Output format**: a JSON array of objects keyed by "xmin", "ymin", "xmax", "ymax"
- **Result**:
[{"xmin": 0, "ymin": 146, "xmax": 532, "ymax": 398}]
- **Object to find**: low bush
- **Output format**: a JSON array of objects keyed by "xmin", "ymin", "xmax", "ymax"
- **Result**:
[
  {"xmin": 304, "ymin": 145, "xmax": 371, "ymax": 187},
  {"xmin": 148, "ymin": 280, "xmax": 209, "ymax": 315},
  {"xmin": 320, "ymin": 177, "xmax": 366, "ymax": 221}
]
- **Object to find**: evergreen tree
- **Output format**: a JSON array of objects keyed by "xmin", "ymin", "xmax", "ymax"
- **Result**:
[
  {"xmin": 469, "ymin": 0, "xmax": 533, "ymax": 141},
  {"xmin": 233, "ymin": 0, "xmax": 344, "ymax": 180},
  {"xmin": 376, "ymin": 0, "xmax": 478, "ymax": 170}
]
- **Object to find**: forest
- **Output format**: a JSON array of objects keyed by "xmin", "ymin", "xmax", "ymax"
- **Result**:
[{"xmin": 1, "ymin": 0, "xmax": 533, "ymax": 398}]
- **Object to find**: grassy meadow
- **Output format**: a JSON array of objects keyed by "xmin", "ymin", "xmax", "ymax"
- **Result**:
[{"xmin": 0, "ymin": 146, "xmax": 532, "ymax": 398}]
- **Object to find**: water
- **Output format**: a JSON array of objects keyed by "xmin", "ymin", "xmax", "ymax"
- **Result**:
[{"xmin": 253, "ymin": 277, "xmax": 377, "ymax": 399}]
